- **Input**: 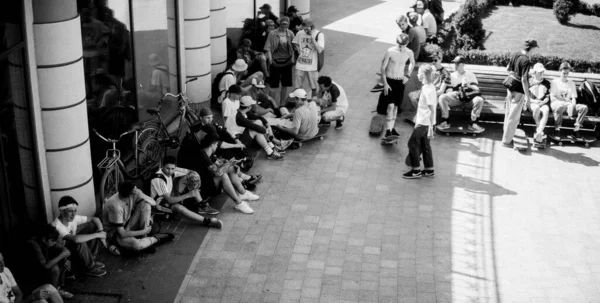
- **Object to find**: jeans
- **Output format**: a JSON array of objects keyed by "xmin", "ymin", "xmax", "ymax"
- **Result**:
[
  {"xmin": 439, "ymin": 91, "xmax": 484, "ymax": 121},
  {"xmin": 66, "ymin": 222, "xmax": 101, "ymax": 272},
  {"xmin": 405, "ymin": 125, "xmax": 434, "ymax": 169},
  {"xmin": 502, "ymin": 90, "xmax": 525, "ymax": 144}
]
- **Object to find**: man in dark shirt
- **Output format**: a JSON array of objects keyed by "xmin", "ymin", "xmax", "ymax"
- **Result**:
[{"xmin": 502, "ymin": 39, "xmax": 538, "ymax": 146}]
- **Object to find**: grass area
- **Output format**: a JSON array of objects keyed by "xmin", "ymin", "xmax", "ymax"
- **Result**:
[{"xmin": 481, "ymin": 5, "xmax": 600, "ymax": 61}]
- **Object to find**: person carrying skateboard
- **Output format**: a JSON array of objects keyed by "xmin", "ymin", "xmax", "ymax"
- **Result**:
[
  {"xmin": 381, "ymin": 33, "xmax": 415, "ymax": 139},
  {"xmin": 437, "ymin": 56, "xmax": 485, "ymax": 133},
  {"xmin": 526, "ymin": 63, "xmax": 551, "ymax": 144},
  {"xmin": 404, "ymin": 64, "xmax": 437, "ymax": 179},
  {"xmin": 501, "ymin": 39, "xmax": 538, "ymax": 146},
  {"xmin": 550, "ymin": 62, "xmax": 589, "ymax": 141},
  {"xmin": 315, "ymin": 76, "xmax": 348, "ymax": 130}
]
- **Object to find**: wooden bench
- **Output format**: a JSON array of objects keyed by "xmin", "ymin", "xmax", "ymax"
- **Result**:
[{"xmin": 453, "ymin": 64, "xmax": 600, "ymax": 135}]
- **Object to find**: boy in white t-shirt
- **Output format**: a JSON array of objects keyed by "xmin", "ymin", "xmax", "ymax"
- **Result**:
[
  {"xmin": 550, "ymin": 62, "xmax": 589, "ymax": 140},
  {"xmin": 51, "ymin": 196, "xmax": 107, "ymax": 277},
  {"xmin": 404, "ymin": 64, "xmax": 437, "ymax": 179},
  {"xmin": 0, "ymin": 252, "xmax": 63, "ymax": 303},
  {"xmin": 221, "ymin": 84, "xmax": 242, "ymax": 123},
  {"xmin": 315, "ymin": 76, "xmax": 348, "ymax": 130},
  {"xmin": 292, "ymin": 18, "xmax": 324, "ymax": 97}
]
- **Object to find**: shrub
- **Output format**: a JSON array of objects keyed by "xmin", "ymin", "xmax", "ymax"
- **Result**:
[
  {"xmin": 422, "ymin": 43, "xmax": 443, "ymax": 61},
  {"xmin": 594, "ymin": 3, "xmax": 600, "ymax": 16},
  {"xmin": 553, "ymin": 0, "xmax": 579, "ymax": 23}
]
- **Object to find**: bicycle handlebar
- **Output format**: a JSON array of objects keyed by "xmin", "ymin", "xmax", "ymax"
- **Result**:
[
  {"xmin": 92, "ymin": 128, "xmax": 137, "ymax": 143},
  {"xmin": 160, "ymin": 77, "xmax": 197, "ymax": 107}
]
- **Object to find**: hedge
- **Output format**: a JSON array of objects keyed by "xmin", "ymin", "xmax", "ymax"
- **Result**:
[{"xmin": 432, "ymin": 0, "xmax": 600, "ymax": 72}]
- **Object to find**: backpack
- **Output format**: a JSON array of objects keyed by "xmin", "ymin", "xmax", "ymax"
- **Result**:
[
  {"xmin": 144, "ymin": 173, "xmax": 167, "ymax": 200},
  {"xmin": 316, "ymin": 31, "xmax": 325, "ymax": 72},
  {"xmin": 211, "ymin": 70, "xmax": 234, "ymax": 104},
  {"xmin": 577, "ymin": 79, "xmax": 600, "ymax": 115}
]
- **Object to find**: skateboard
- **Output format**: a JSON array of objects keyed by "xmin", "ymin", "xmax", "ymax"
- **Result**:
[
  {"xmin": 532, "ymin": 137, "xmax": 547, "ymax": 149},
  {"xmin": 401, "ymin": 111, "xmax": 416, "ymax": 124},
  {"xmin": 381, "ymin": 136, "xmax": 399, "ymax": 145},
  {"xmin": 437, "ymin": 125, "xmax": 485, "ymax": 137},
  {"xmin": 513, "ymin": 128, "xmax": 528, "ymax": 151},
  {"xmin": 293, "ymin": 126, "xmax": 329, "ymax": 147},
  {"xmin": 549, "ymin": 132, "xmax": 597, "ymax": 147},
  {"xmin": 369, "ymin": 115, "xmax": 385, "ymax": 136}
]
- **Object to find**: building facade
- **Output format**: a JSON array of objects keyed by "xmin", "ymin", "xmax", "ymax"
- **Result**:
[{"xmin": 0, "ymin": 0, "xmax": 310, "ymax": 254}]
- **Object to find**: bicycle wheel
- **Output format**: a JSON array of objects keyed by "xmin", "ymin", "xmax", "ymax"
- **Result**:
[
  {"xmin": 100, "ymin": 166, "xmax": 124, "ymax": 204},
  {"xmin": 134, "ymin": 121, "xmax": 163, "ymax": 151},
  {"xmin": 138, "ymin": 137, "xmax": 164, "ymax": 180}
]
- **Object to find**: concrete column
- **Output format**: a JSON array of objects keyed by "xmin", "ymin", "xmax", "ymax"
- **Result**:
[
  {"xmin": 210, "ymin": 0, "xmax": 227, "ymax": 80},
  {"xmin": 32, "ymin": 0, "xmax": 96, "ymax": 216},
  {"xmin": 183, "ymin": 0, "xmax": 211, "ymax": 107},
  {"xmin": 290, "ymin": 0, "xmax": 309, "ymax": 18},
  {"xmin": 167, "ymin": 0, "xmax": 179, "ymax": 93}
]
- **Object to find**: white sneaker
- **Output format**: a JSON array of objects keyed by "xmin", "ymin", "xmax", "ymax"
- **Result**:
[
  {"xmin": 438, "ymin": 121, "xmax": 450, "ymax": 130},
  {"xmin": 239, "ymin": 190, "xmax": 259, "ymax": 201},
  {"xmin": 234, "ymin": 201, "xmax": 254, "ymax": 214}
]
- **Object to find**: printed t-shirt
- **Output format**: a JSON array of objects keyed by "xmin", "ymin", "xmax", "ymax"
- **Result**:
[{"xmin": 293, "ymin": 30, "xmax": 324, "ymax": 72}]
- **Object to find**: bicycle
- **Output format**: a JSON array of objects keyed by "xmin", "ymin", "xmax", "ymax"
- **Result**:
[
  {"xmin": 93, "ymin": 124, "xmax": 163, "ymax": 204},
  {"xmin": 135, "ymin": 78, "xmax": 200, "ymax": 169}
]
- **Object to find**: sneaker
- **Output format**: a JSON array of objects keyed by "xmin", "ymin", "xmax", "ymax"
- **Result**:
[
  {"xmin": 273, "ymin": 146, "xmax": 287, "ymax": 154},
  {"xmin": 196, "ymin": 204, "xmax": 219, "ymax": 215},
  {"xmin": 402, "ymin": 170, "xmax": 422, "ymax": 179},
  {"xmin": 242, "ymin": 181, "xmax": 256, "ymax": 191},
  {"xmin": 153, "ymin": 233, "xmax": 175, "ymax": 246},
  {"xmin": 573, "ymin": 131, "xmax": 583, "ymax": 140},
  {"xmin": 370, "ymin": 83, "xmax": 384, "ymax": 93},
  {"xmin": 266, "ymin": 151, "xmax": 284, "ymax": 160},
  {"xmin": 239, "ymin": 190, "xmax": 259, "ymax": 201},
  {"xmin": 57, "ymin": 288, "xmax": 74, "ymax": 299},
  {"xmin": 391, "ymin": 128, "xmax": 400, "ymax": 137},
  {"xmin": 234, "ymin": 201, "xmax": 254, "ymax": 214},
  {"xmin": 278, "ymin": 139, "xmax": 294, "ymax": 151},
  {"xmin": 247, "ymin": 174, "xmax": 262, "ymax": 184},
  {"xmin": 205, "ymin": 218, "xmax": 223, "ymax": 229},
  {"xmin": 384, "ymin": 129, "xmax": 392, "ymax": 138},
  {"xmin": 94, "ymin": 261, "xmax": 106, "ymax": 269},
  {"xmin": 335, "ymin": 118, "xmax": 344, "ymax": 130},
  {"xmin": 422, "ymin": 170, "xmax": 435, "ymax": 177},
  {"xmin": 318, "ymin": 121, "xmax": 331, "ymax": 126},
  {"xmin": 108, "ymin": 244, "xmax": 121, "ymax": 256},
  {"xmin": 85, "ymin": 267, "xmax": 107, "ymax": 277},
  {"xmin": 437, "ymin": 121, "xmax": 450, "ymax": 130},
  {"xmin": 468, "ymin": 123, "xmax": 484, "ymax": 132}
]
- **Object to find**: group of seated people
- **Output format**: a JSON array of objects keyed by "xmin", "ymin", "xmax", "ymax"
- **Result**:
[{"xmin": 407, "ymin": 52, "xmax": 592, "ymax": 143}]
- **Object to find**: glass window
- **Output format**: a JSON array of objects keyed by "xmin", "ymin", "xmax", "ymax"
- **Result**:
[{"xmin": 132, "ymin": 0, "xmax": 180, "ymax": 123}]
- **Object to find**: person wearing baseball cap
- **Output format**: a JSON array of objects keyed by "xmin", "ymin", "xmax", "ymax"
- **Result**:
[
  {"xmin": 286, "ymin": 5, "xmax": 303, "ymax": 34},
  {"xmin": 437, "ymin": 56, "xmax": 485, "ymax": 133},
  {"xmin": 379, "ymin": 32, "xmax": 415, "ymax": 139},
  {"xmin": 550, "ymin": 61, "xmax": 589, "ymax": 140},
  {"xmin": 501, "ymin": 38, "xmax": 539, "ymax": 147},
  {"xmin": 275, "ymin": 88, "xmax": 319, "ymax": 140},
  {"xmin": 245, "ymin": 78, "xmax": 279, "ymax": 116},
  {"xmin": 524, "ymin": 63, "xmax": 552, "ymax": 144},
  {"xmin": 257, "ymin": 3, "xmax": 279, "ymax": 27}
]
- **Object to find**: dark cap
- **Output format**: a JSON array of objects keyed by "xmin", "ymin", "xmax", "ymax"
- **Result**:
[
  {"xmin": 288, "ymin": 5, "xmax": 299, "ymax": 13},
  {"xmin": 452, "ymin": 56, "xmax": 465, "ymax": 64},
  {"xmin": 228, "ymin": 84, "xmax": 242, "ymax": 95},
  {"xmin": 525, "ymin": 39, "xmax": 539, "ymax": 49},
  {"xmin": 241, "ymin": 38, "xmax": 252, "ymax": 47},
  {"xmin": 259, "ymin": 3, "xmax": 271, "ymax": 9},
  {"xmin": 199, "ymin": 107, "xmax": 213, "ymax": 117}
]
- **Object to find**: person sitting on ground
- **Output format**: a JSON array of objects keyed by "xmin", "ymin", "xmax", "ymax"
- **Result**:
[
  {"xmin": 102, "ymin": 181, "xmax": 174, "ymax": 255},
  {"xmin": 407, "ymin": 51, "xmax": 450, "ymax": 113},
  {"xmin": 51, "ymin": 196, "xmax": 107, "ymax": 278},
  {"xmin": 243, "ymin": 78, "xmax": 279, "ymax": 117},
  {"xmin": 190, "ymin": 125, "xmax": 258, "ymax": 214},
  {"xmin": 437, "ymin": 56, "xmax": 485, "ymax": 132},
  {"xmin": 381, "ymin": 33, "xmax": 415, "ymax": 139},
  {"xmin": 275, "ymin": 90, "xmax": 319, "ymax": 140},
  {"xmin": 237, "ymin": 38, "xmax": 270, "ymax": 78},
  {"xmin": 287, "ymin": 6, "xmax": 303, "ymax": 34},
  {"xmin": 1, "ymin": 252, "xmax": 64, "ymax": 303},
  {"xmin": 150, "ymin": 156, "xmax": 223, "ymax": 226},
  {"xmin": 415, "ymin": 0, "xmax": 437, "ymax": 42},
  {"xmin": 527, "ymin": 63, "xmax": 551, "ymax": 144},
  {"xmin": 550, "ymin": 62, "xmax": 589, "ymax": 140},
  {"xmin": 396, "ymin": 15, "xmax": 422, "ymax": 63},
  {"xmin": 315, "ymin": 76, "xmax": 348, "ymax": 130},
  {"xmin": 27, "ymin": 225, "xmax": 73, "ymax": 300},
  {"xmin": 222, "ymin": 84, "xmax": 243, "ymax": 122},
  {"xmin": 218, "ymin": 59, "xmax": 263, "ymax": 104},
  {"xmin": 226, "ymin": 96, "xmax": 293, "ymax": 160}
]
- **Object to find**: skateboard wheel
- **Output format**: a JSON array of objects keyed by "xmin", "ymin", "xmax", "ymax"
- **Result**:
[
  {"xmin": 559, "ymin": 142, "xmax": 563, "ymax": 146},
  {"xmin": 298, "ymin": 143, "xmax": 303, "ymax": 147},
  {"xmin": 472, "ymin": 134, "xmax": 476, "ymax": 137},
  {"xmin": 319, "ymin": 137, "xmax": 323, "ymax": 141},
  {"xmin": 446, "ymin": 133, "xmax": 449, "ymax": 136},
  {"xmin": 586, "ymin": 143, "xmax": 589, "ymax": 147}
]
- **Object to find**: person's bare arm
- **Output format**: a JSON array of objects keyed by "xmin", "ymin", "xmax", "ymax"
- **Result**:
[
  {"xmin": 134, "ymin": 188, "xmax": 156, "ymax": 206},
  {"xmin": 405, "ymin": 52, "xmax": 416, "ymax": 84},
  {"xmin": 116, "ymin": 225, "xmax": 151, "ymax": 239},
  {"xmin": 381, "ymin": 51, "xmax": 391, "ymax": 95}
]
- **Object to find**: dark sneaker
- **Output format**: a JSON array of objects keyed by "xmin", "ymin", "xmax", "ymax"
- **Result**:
[
  {"xmin": 242, "ymin": 181, "xmax": 256, "ymax": 191},
  {"xmin": 247, "ymin": 174, "xmax": 262, "ymax": 184},
  {"xmin": 422, "ymin": 170, "xmax": 435, "ymax": 177},
  {"xmin": 205, "ymin": 218, "xmax": 223, "ymax": 229},
  {"xmin": 335, "ymin": 119, "xmax": 344, "ymax": 130},
  {"xmin": 85, "ymin": 267, "xmax": 107, "ymax": 277},
  {"xmin": 266, "ymin": 151, "xmax": 284, "ymax": 160},
  {"xmin": 154, "ymin": 233, "xmax": 175, "ymax": 246},
  {"xmin": 391, "ymin": 128, "xmax": 400, "ymax": 137},
  {"xmin": 370, "ymin": 83, "xmax": 384, "ymax": 93},
  {"xmin": 384, "ymin": 130, "xmax": 392, "ymax": 138},
  {"xmin": 402, "ymin": 170, "xmax": 422, "ymax": 179},
  {"xmin": 574, "ymin": 131, "xmax": 583, "ymax": 140},
  {"xmin": 196, "ymin": 204, "xmax": 219, "ymax": 215}
]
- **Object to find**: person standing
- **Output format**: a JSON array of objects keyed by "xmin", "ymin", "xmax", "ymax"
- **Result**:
[
  {"xmin": 501, "ymin": 39, "xmax": 538, "ymax": 146},
  {"xmin": 396, "ymin": 15, "xmax": 423, "ymax": 63},
  {"xmin": 287, "ymin": 6, "xmax": 303, "ymax": 34},
  {"xmin": 293, "ymin": 18, "xmax": 325, "ymax": 97},
  {"xmin": 415, "ymin": 0, "xmax": 437, "ymax": 41},
  {"xmin": 264, "ymin": 17, "xmax": 296, "ymax": 106},
  {"xmin": 381, "ymin": 33, "xmax": 415, "ymax": 139},
  {"xmin": 550, "ymin": 62, "xmax": 589, "ymax": 140},
  {"xmin": 404, "ymin": 64, "xmax": 437, "ymax": 179}
]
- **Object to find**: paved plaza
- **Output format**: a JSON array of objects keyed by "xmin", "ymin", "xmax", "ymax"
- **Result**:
[{"xmin": 173, "ymin": 0, "xmax": 600, "ymax": 302}]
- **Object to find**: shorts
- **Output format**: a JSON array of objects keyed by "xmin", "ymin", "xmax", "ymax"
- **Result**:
[
  {"xmin": 295, "ymin": 69, "xmax": 319, "ymax": 89},
  {"xmin": 269, "ymin": 64, "xmax": 293, "ymax": 88},
  {"xmin": 238, "ymin": 128, "xmax": 255, "ymax": 147},
  {"xmin": 383, "ymin": 78, "xmax": 405, "ymax": 106}
]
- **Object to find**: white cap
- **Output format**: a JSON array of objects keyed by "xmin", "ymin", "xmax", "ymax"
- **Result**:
[
  {"xmin": 251, "ymin": 78, "xmax": 266, "ymax": 88},
  {"xmin": 532, "ymin": 62, "xmax": 546, "ymax": 73},
  {"xmin": 240, "ymin": 95, "xmax": 257, "ymax": 107},
  {"xmin": 289, "ymin": 88, "xmax": 308, "ymax": 99}
]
